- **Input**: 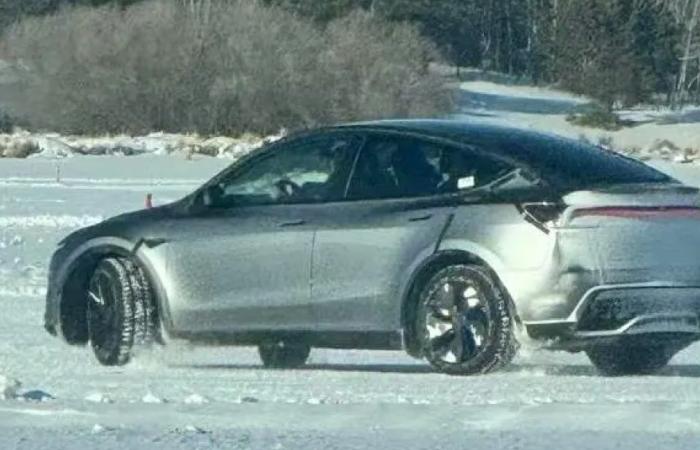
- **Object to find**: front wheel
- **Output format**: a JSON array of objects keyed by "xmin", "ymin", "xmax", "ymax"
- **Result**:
[
  {"xmin": 87, "ymin": 257, "xmax": 158, "ymax": 366},
  {"xmin": 586, "ymin": 342, "xmax": 676, "ymax": 376},
  {"xmin": 416, "ymin": 264, "xmax": 517, "ymax": 375},
  {"xmin": 258, "ymin": 342, "xmax": 310, "ymax": 369}
]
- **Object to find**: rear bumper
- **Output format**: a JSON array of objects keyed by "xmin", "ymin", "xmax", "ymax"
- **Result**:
[{"xmin": 525, "ymin": 283, "xmax": 700, "ymax": 348}]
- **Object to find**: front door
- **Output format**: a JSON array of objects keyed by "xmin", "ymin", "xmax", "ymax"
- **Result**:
[{"xmin": 165, "ymin": 132, "xmax": 362, "ymax": 334}]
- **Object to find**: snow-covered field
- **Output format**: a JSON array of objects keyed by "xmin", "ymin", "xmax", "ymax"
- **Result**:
[
  {"xmin": 1, "ymin": 79, "xmax": 700, "ymax": 448},
  {"xmin": 2, "ymin": 154, "xmax": 700, "ymax": 449},
  {"xmin": 458, "ymin": 81, "xmax": 700, "ymax": 156}
]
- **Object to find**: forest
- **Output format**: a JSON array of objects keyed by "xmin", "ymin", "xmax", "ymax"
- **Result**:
[{"xmin": 0, "ymin": 0, "xmax": 698, "ymax": 134}]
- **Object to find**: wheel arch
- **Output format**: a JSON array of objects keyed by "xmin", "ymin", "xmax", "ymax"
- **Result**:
[
  {"xmin": 400, "ymin": 248, "xmax": 520, "ymax": 357},
  {"xmin": 56, "ymin": 237, "xmax": 169, "ymax": 345}
]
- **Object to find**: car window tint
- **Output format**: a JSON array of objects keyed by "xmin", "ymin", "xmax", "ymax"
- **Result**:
[
  {"xmin": 506, "ymin": 137, "xmax": 672, "ymax": 189},
  {"xmin": 347, "ymin": 136, "xmax": 513, "ymax": 200},
  {"xmin": 211, "ymin": 134, "xmax": 360, "ymax": 207}
]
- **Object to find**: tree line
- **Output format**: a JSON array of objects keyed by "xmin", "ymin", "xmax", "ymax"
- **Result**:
[
  {"xmin": 263, "ymin": 0, "xmax": 700, "ymax": 108},
  {"xmin": 1, "ymin": 0, "xmax": 699, "ymax": 109},
  {"xmin": 2, "ymin": 1, "xmax": 449, "ymax": 135}
]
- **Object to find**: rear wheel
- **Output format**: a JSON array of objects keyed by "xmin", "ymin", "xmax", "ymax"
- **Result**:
[
  {"xmin": 258, "ymin": 342, "xmax": 310, "ymax": 369},
  {"xmin": 87, "ymin": 257, "xmax": 158, "ymax": 366},
  {"xmin": 416, "ymin": 264, "xmax": 517, "ymax": 375},
  {"xmin": 586, "ymin": 342, "xmax": 676, "ymax": 376}
]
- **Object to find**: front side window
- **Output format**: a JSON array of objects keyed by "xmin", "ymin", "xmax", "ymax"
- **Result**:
[
  {"xmin": 347, "ymin": 136, "xmax": 513, "ymax": 201},
  {"xmin": 207, "ymin": 134, "xmax": 360, "ymax": 207}
]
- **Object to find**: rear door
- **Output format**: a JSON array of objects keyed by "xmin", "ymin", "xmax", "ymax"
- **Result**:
[{"xmin": 309, "ymin": 134, "xmax": 511, "ymax": 331}]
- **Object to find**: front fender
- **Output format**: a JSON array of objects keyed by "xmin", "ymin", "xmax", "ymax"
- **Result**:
[{"xmin": 46, "ymin": 236, "xmax": 173, "ymax": 343}]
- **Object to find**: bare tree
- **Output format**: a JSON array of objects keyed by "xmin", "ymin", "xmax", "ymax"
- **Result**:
[
  {"xmin": 3, "ymin": 0, "xmax": 451, "ymax": 135},
  {"xmin": 659, "ymin": 0, "xmax": 700, "ymax": 105}
]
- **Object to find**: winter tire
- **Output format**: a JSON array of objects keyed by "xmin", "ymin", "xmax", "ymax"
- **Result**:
[
  {"xmin": 87, "ymin": 257, "xmax": 157, "ymax": 366},
  {"xmin": 416, "ymin": 264, "xmax": 517, "ymax": 375},
  {"xmin": 258, "ymin": 342, "xmax": 311, "ymax": 369}
]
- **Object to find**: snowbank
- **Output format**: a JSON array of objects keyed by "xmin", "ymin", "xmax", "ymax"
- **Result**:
[{"xmin": 0, "ymin": 131, "xmax": 283, "ymax": 160}]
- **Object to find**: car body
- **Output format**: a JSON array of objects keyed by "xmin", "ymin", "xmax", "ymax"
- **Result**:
[{"xmin": 45, "ymin": 120, "xmax": 700, "ymax": 374}]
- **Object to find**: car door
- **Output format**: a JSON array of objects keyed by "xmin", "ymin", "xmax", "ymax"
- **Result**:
[
  {"xmin": 309, "ymin": 134, "xmax": 464, "ymax": 332},
  {"xmin": 164, "ymin": 132, "xmax": 362, "ymax": 334}
]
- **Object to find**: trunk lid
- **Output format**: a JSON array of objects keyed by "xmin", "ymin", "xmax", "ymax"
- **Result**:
[{"xmin": 561, "ymin": 183, "xmax": 700, "ymax": 283}]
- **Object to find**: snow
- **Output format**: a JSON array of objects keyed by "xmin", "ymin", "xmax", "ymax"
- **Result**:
[
  {"xmin": 0, "ymin": 375, "xmax": 21, "ymax": 400},
  {"xmin": 1, "ymin": 155, "xmax": 700, "ymax": 448},
  {"xmin": 141, "ymin": 392, "xmax": 166, "ymax": 404},
  {"xmin": 84, "ymin": 393, "xmax": 113, "ymax": 404},
  {"xmin": 458, "ymin": 81, "xmax": 700, "ymax": 157},
  {"xmin": 460, "ymin": 80, "xmax": 590, "ymax": 104},
  {"xmin": 1, "ymin": 79, "xmax": 700, "ymax": 447},
  {"xmin": 0, "ymin": 130, "xmax": 282, "ymax": 160}
]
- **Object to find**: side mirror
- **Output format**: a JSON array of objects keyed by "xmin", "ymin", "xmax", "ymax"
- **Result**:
[{"xmin": 199, "ymin": 184, "xmax": 224, "ymax": 208}]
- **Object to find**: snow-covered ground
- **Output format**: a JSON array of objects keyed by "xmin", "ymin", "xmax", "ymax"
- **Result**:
[
  {"xmin": 0, "ymin": 130, "xmax": 279, "ymax": 159},
  {"xmin": 458, "ymin": 81, "xmax": 700, "ymax": 156},
  {"xmin": 2, "ymin": 155, "xmax": 700, "ymax": 449},
  {"xmin": 1, "ymin": 79, "xmax": 700, "ymax": 448}
]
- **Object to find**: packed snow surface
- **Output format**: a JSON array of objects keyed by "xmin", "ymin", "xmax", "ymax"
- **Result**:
[
  {"xmin": 1, "ymin": 79, "xmax": 700, "ymax": 448},
  {"xmin": 1, "ymin": 155, "xmax": 700, "ymax": 449}
]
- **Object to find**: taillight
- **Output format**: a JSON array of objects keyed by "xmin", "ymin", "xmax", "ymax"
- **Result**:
[
  {"xmin": 518, "ymin": 202, "xmax": 566, "ymax": 233},
  {"xmin": 571, "ymin": 206, "xmax": 700, "ymax": 220}
]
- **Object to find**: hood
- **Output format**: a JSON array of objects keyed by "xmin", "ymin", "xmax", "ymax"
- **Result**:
[
  {"xmin": 58, "ymin": 201, "xmax": 184, "ymax": 249},
  {"xmin": 102, "ymin": 201, "xmax": 183, "ymax": 226}
]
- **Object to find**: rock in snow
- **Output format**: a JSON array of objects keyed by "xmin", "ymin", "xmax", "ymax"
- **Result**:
[
  {"xmin": 0, "ymin": 375, "xmax": 21, "ymax": 400},
  {"xmin": 142, "ymin": 392, "xmax": 166, "ymax": 404},
  {"xmin": 85, "ymin": 392, "xmax": 114, "ymax": 404},
  {"xmin": 183, "ymin": 393, "xmax": 210, "ymax": 405}
]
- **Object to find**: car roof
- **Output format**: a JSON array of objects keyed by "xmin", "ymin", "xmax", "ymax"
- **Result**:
[{"xmin": 326, "ymin": 119, "xmax": 565, "ymax": 148}]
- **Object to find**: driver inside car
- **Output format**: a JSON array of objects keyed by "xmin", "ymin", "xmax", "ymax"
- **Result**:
[{"xmin": 275, "ymin": 139, "xmax": 355, "ymax": 202}]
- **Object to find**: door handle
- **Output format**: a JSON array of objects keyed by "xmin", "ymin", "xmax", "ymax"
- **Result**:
[
  {"xmin": 408, "ymin": 214, "xmax": 433, "ymax": 222},
  {"xmin": 279, "ymin": 219, "xmax": 307, "ymax": 227}
]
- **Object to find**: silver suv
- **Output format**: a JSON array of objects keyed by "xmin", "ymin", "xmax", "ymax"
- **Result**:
[{"xmin": 45, "ymin": 120, "xmax": 700, "ymax": 375}]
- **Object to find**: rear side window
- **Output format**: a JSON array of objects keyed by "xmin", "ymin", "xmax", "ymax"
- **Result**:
[
  {"xmin": 509, "ymin": 137, "xmax": 672, "ymax": 189},
  {"xmin": 346, "ymin": 136, "xmax": 513, "ymax": 200}
]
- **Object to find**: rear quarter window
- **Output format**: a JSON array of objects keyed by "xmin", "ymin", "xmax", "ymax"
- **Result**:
[{"xmin": 508, "ymin": 138, "xmax": 672, "ymax": 190}]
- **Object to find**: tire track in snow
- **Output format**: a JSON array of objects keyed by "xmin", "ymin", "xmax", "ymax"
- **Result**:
[{"xmin": 0, "ymin": 215, "xmax": 102, "ymax": 228}]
